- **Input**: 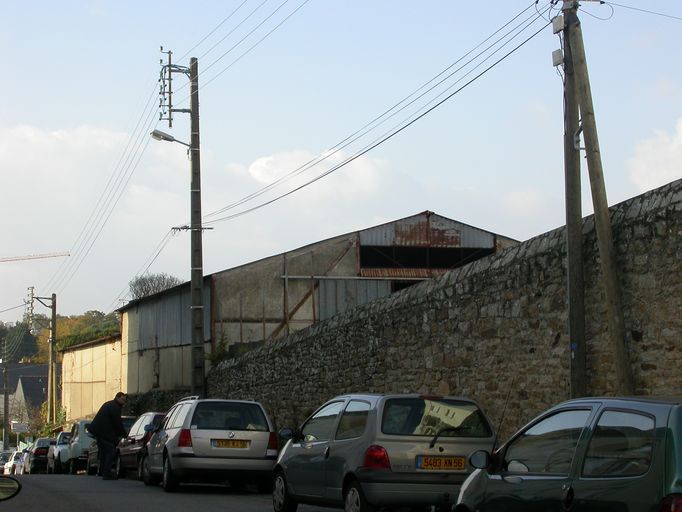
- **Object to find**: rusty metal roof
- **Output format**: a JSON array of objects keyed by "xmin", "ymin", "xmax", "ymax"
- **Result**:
[
  {"xmin": 359, "ymin": 268, "xmax": 448, "ymax": 279},
  {"xmin": 359, "ymin": 211, "xmax": 496, "ymax": 248}
]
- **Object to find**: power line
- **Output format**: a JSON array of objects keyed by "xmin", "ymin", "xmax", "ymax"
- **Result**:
[
  {"xmin": 203, "ymin": 1, "xmax": 549, "ymax": 220},
  {"xmin": 0, "ymin": 305, "xmax": 25, "ymax": 315},
  {"xmin": 178, "ymin": 0, "xmax": 251, "ymax": 61},
  {"xmin": 603, "ymin": 1, "xmax": 682, "ymax": 21},
  {"xmin": 203, "ymin": 18, "xmax": 552, "ymax": 226}
]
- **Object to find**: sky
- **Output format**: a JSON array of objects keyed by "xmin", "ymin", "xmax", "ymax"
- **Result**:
[{"xmin": 1, "ymin": 1, "xmax": 681, "ymax": 323}]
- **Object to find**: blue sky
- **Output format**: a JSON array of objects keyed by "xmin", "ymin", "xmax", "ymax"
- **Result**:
[{"xmin": 1, "ymin": 1, "xmax": 681, "ymax": 321}]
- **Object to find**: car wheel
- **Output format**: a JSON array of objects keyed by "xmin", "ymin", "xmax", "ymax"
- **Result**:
[
  {"xmin": 115, "ymin": 454, "xmax": 125, "ymax": 478},
  {"xmin": 140, "ymin": 454, "xmax": 158, "ymax": 486},
  {"xmin": 344, "ymin": 481, "xmax": 374, "ymax": 512},
  {"xmin": 69, "ymin": 459, "xmax": 77, "ymax": 475},
  {"xmin": 162, "ymin": 456, "xmax": 178, "ymax": 492},
  {"xmin": 273, "ymin": 472, "xmax": 298, "ymax": 512}
]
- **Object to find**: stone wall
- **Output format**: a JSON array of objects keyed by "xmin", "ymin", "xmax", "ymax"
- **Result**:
[{"xmin": 208, "ymin": 179, "xmax": 682, "ymax": 439}]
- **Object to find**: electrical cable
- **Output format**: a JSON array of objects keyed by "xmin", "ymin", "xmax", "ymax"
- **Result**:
[
  {"xmin": 603, "ymin": 1, "xmax": 682, "ymax": 21},
  {"xmin": 178, "ymin": 0, "xmax": 251, "ymax": 62},
  {"xmin": 581, "ymin": 2, "xmax": 615, "ymax": 21},
  {"xmin": 203, "ymin": 19, "xmax": 552, "ymax": 226},
  {"xmin": 0, "ymin": 305, "xmax": 25, "ymax": 315},
  {"xmin": 203, "ymin": 3, "xmax": 552, "ymax": 221}
]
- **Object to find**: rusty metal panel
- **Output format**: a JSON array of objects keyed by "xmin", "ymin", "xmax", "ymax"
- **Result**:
[
  {"xmin": 359, "ymin": 212, "xmax": 495, "ymax": 248},
  {"xmin": 319, "ymin": 279, "xmax": 390, "ymax": 320},
  {"xmin": 359, "ymin": 268, "xmax": 445, "ymax": 279}
]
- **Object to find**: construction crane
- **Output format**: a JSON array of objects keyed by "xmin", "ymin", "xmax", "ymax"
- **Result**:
[{"xmin": 0, "ymin": 252, "xmax": 69, "ymax": 263}]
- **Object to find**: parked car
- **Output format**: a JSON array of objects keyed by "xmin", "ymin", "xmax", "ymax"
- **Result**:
[
  {"xmin": 274, "ymin": 393, "xmax": 495, "ymax": 512},
  {"xmin": 114, "ymin": 412, "xmax": 165, "ymax": 478},
  {"xmin": 142, "ymin": 396, "xmax": 278, "ymax": 492},
  {"xmin": 3, "ymin": 452, "xmax": 23, "ymax": 475},
  {"xmin": 85, "ymin": 415, "xmax": 137, "ymax": 476},
  {"xmin": 66, "ymin": 419, "xmax": 93, "ymax": 474},
  {"xmin": 16, "ymin": 446, "xmax": 31, "ymax": 475},
  {"xmin": 456, "ymin": 396, "xmax": 682, "ymax": 512},
  {"xmin": 47, "ymin": 431, "xmax": 72, "ymax": 473},
  {"xmin": 24, "ymin": 437, "xmax": 55, "ymax": 474}
]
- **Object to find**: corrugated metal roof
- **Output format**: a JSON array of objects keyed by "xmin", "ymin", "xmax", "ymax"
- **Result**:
[{"xmin": 359, "ymin": 211, "xmax": 495, "ymax": 248}]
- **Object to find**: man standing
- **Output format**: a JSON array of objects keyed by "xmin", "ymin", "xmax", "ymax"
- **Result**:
[{"xmin": 87, "ymin": 392, "xmax": 128, "ymax": 480}]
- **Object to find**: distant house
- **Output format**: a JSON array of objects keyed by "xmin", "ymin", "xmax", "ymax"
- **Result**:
[
  {"xmin": 13, "ymin": 375, "xmax": 49, "ymax": 423},
  {"xmin": 61, "ymin": 211, "xmax": 518, "ymax": 420},
  {"xmin": 0, "ymin": 363, "xmax": 57, "ymax": 424}
]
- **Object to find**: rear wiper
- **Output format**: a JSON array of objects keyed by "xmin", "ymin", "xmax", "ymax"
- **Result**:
[{"xmin": 429, "ymin": 426, "xmax": 460, "ymax": 448}]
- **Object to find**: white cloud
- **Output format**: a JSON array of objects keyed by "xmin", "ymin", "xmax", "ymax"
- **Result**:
[{"xmin": 628, "ymin": 119, "xmax": 682, "ymax": 192}]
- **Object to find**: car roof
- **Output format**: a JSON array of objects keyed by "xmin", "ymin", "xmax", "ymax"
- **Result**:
[
  {"xmin": 556, "ymin": 396, "xmax": 682, "ymax": 407},
  {"xmin": 329, "ymin": 393, "xmax": 483, "ymax": 404}
]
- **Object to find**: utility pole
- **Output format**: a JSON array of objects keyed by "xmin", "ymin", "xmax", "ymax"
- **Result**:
[
  {"xmin": 30, "ymin": 290, "xmax": 59, "ymax": 422},
  {"xmin": 562, "ymin": 2, "xmax": 634, "ymax": 394},
  {"xmin": 158, "ymin": 50, "xmax": 206, "ymax": 397},
  {"xmin": 559, "ymin": 4, "xmax": 587, "ymax": 398},
  {"xmin": 2, "ymin": 343, "xmax": 8, "ymax": 450},
  {"xmin": 188, "ymin": 57, "xmax": 206, "ymax": 398}
]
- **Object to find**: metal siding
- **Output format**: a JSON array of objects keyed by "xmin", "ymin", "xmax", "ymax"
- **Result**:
[
  {"xmin": 137, "ymin": 285, "xmax": 211, "ymax": 350},
  {"xmin": 358, "ymin": 212, "xmax": 494, "ymax": 249},
  {"xmin": 319, "ymin": 279, "xmax": 390, "ymax": 320}
]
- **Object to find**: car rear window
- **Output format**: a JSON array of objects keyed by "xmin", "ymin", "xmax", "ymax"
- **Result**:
[
  {"xmin": 381, "ymin": 397, "xmax": 492, "ymax": 438},
  {"xmin": 191, "ymin": 401, "xmax": 268, "ymax": 431}
]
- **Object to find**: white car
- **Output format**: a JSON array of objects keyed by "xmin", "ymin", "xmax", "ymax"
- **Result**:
[{"xmin": 3, "ymin": 452, "xmax": 23, "ymax": 475}]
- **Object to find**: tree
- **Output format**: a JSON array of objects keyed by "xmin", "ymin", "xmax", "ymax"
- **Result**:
[
  {"xmin": 0, "ymin": 320, "xmax": 38, "ymax": 362},
  {"xmin": 128, "ymin": 273, "xmax": 182, "ymax": 300}
]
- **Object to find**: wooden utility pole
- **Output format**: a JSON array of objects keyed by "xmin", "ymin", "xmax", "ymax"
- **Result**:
[
  {"xmin": 564, "ymin": 3, "xmax": 634, "ymax": 394},
  {"xmin": 562, "ymin": 3, "xmax": 587, "ymax": 398}
]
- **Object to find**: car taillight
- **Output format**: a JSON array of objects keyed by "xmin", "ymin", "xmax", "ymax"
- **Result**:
[
  {"xmin": 363, "ymin": 445, "xmax": 391, "ymax": 470},
  {"xmin": 268, "ymin": 432, "xmax": 278, "ymax": 451},
  {"xmin": 661, "ymin": 495, "xmax": 682, "ymax": 512},
  {"xmin": 177, "ymin": 429, "xmax": 193, "ymax": 448},
  {"xmin": 35, "ymin": 448, "xmax": 48, "ymax": 456}
]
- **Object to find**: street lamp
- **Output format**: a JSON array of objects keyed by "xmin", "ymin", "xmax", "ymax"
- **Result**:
[
  {"xmin": 149, "ymin": 57, "xmax": 206, "ymax": 397},
  {"xmin": 150, "ymin": 129, "xmax": 190, "ymax": 147}
]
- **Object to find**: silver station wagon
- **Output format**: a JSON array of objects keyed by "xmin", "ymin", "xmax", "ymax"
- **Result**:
[
  {"xmin": 273, "ymin": 393, "xmax": 495, "ymax": 512},
  {"xmin": 142, "ymin": 396, "xmax": 278, "ymax": 492}
]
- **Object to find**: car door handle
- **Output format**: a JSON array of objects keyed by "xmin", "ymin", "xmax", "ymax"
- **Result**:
[
  {"xmin": 563, "ymin": 486, "xmax": 574, "ymax": 510},
  {"xmin": 324, "ymin": 446, "xmax": 330, "ymax": 459},
  {"xmin": 502, "ymin": 476, "xmax": 524, "ymax": 484}
]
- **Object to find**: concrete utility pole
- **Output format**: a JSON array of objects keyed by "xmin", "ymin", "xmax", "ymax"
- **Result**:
[
  {"xmin": 563, "ymin": 2, "xmax": 634, "ymax": 394},
  {"xmin": 157, "ymin": 51, "xmax": 206, "ymax": 397},
  {"xmin": 30, "ymin": 290, "xmax": 59, "ymax": 422},
  {"xmin": 188, "ymin": 57, "xmax": 206, "ymax": 398},
  {"xmin": 561, "ymin": 3, "xmax": 587, "ymax": 398}
]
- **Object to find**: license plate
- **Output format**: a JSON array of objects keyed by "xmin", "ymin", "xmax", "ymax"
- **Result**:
[
  {"xmin": 212, "ymin": 439, "xmax": 249, "ymax": 449},
  {"xmin": 416, "ymin": 455, "xmax": 466, "ymax": 471}
]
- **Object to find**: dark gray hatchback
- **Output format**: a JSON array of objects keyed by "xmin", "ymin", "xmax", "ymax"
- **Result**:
[
  {"xmin": 456, "ymin": 396, "xmax": 682, "ymax": 512},
  {"xmin": 274, "ymin": 393, "xmax": 494, "ymax": 512}
]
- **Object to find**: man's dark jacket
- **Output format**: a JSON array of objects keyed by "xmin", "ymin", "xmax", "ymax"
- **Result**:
[{"xmin": 87, "ymin": 399, "xmax": 127, "ymax": 444}]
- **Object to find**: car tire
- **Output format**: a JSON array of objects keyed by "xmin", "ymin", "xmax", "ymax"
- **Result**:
[
  {"xmin": 69, "ymin": 459, "xmax": 77, "ymax": 475},
  {"xmin": 115, "ymin": 454, "xmax": 125, "ymax": 478},
  {"xmin": 140, "ymin": 454, "xmax": 159, "ymax": 486},
  {"xmin": 162, "ymin": 456, "xmax": 179, "ymax": 492},
  {"xmin": 344, "ymin": 481, "xmax": 375, "ymax": 512},
  {"xmin": 87, "ymin": 460, "xmax": 97, "ymax": 476},
  {"xmin": 273, "ymin": 472, "xmax": 298, "ymax": 512}
]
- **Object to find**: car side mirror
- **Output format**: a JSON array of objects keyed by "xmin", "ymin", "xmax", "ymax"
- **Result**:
[
  {"xmin": 278, "ymin": 427, "xmax": 294, "ymax": 440},
  {"xmin": 469, "ymin": 450, "xmax": 491, "ymax": 470}
]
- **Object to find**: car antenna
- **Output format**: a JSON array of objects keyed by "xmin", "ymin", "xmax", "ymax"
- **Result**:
[{"xmin": 491, "ymin": 375, "xmax": 515, "ymax": 452}]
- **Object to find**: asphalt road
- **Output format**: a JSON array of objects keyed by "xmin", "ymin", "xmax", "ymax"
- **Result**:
[{"xmin": 7, "ymin": 473, "xmax": 330, "ymax": 512}]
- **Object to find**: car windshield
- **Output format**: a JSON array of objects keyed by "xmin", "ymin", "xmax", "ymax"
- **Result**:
[
  {"xmin": 191, "ymin": 402, "xmax": 268, "ymax": 431},
  {"xmin": 123, "ymin": 417, "xmax": 137, "ymax": 434},
  {"xmin": 382, "ymin": 397, "xmax": 492, "ymax": 438}
]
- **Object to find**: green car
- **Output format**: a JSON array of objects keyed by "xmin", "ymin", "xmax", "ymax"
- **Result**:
[{"xmin": 456, "ymin": 397, "xmax": 682, "ymax": 512}]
